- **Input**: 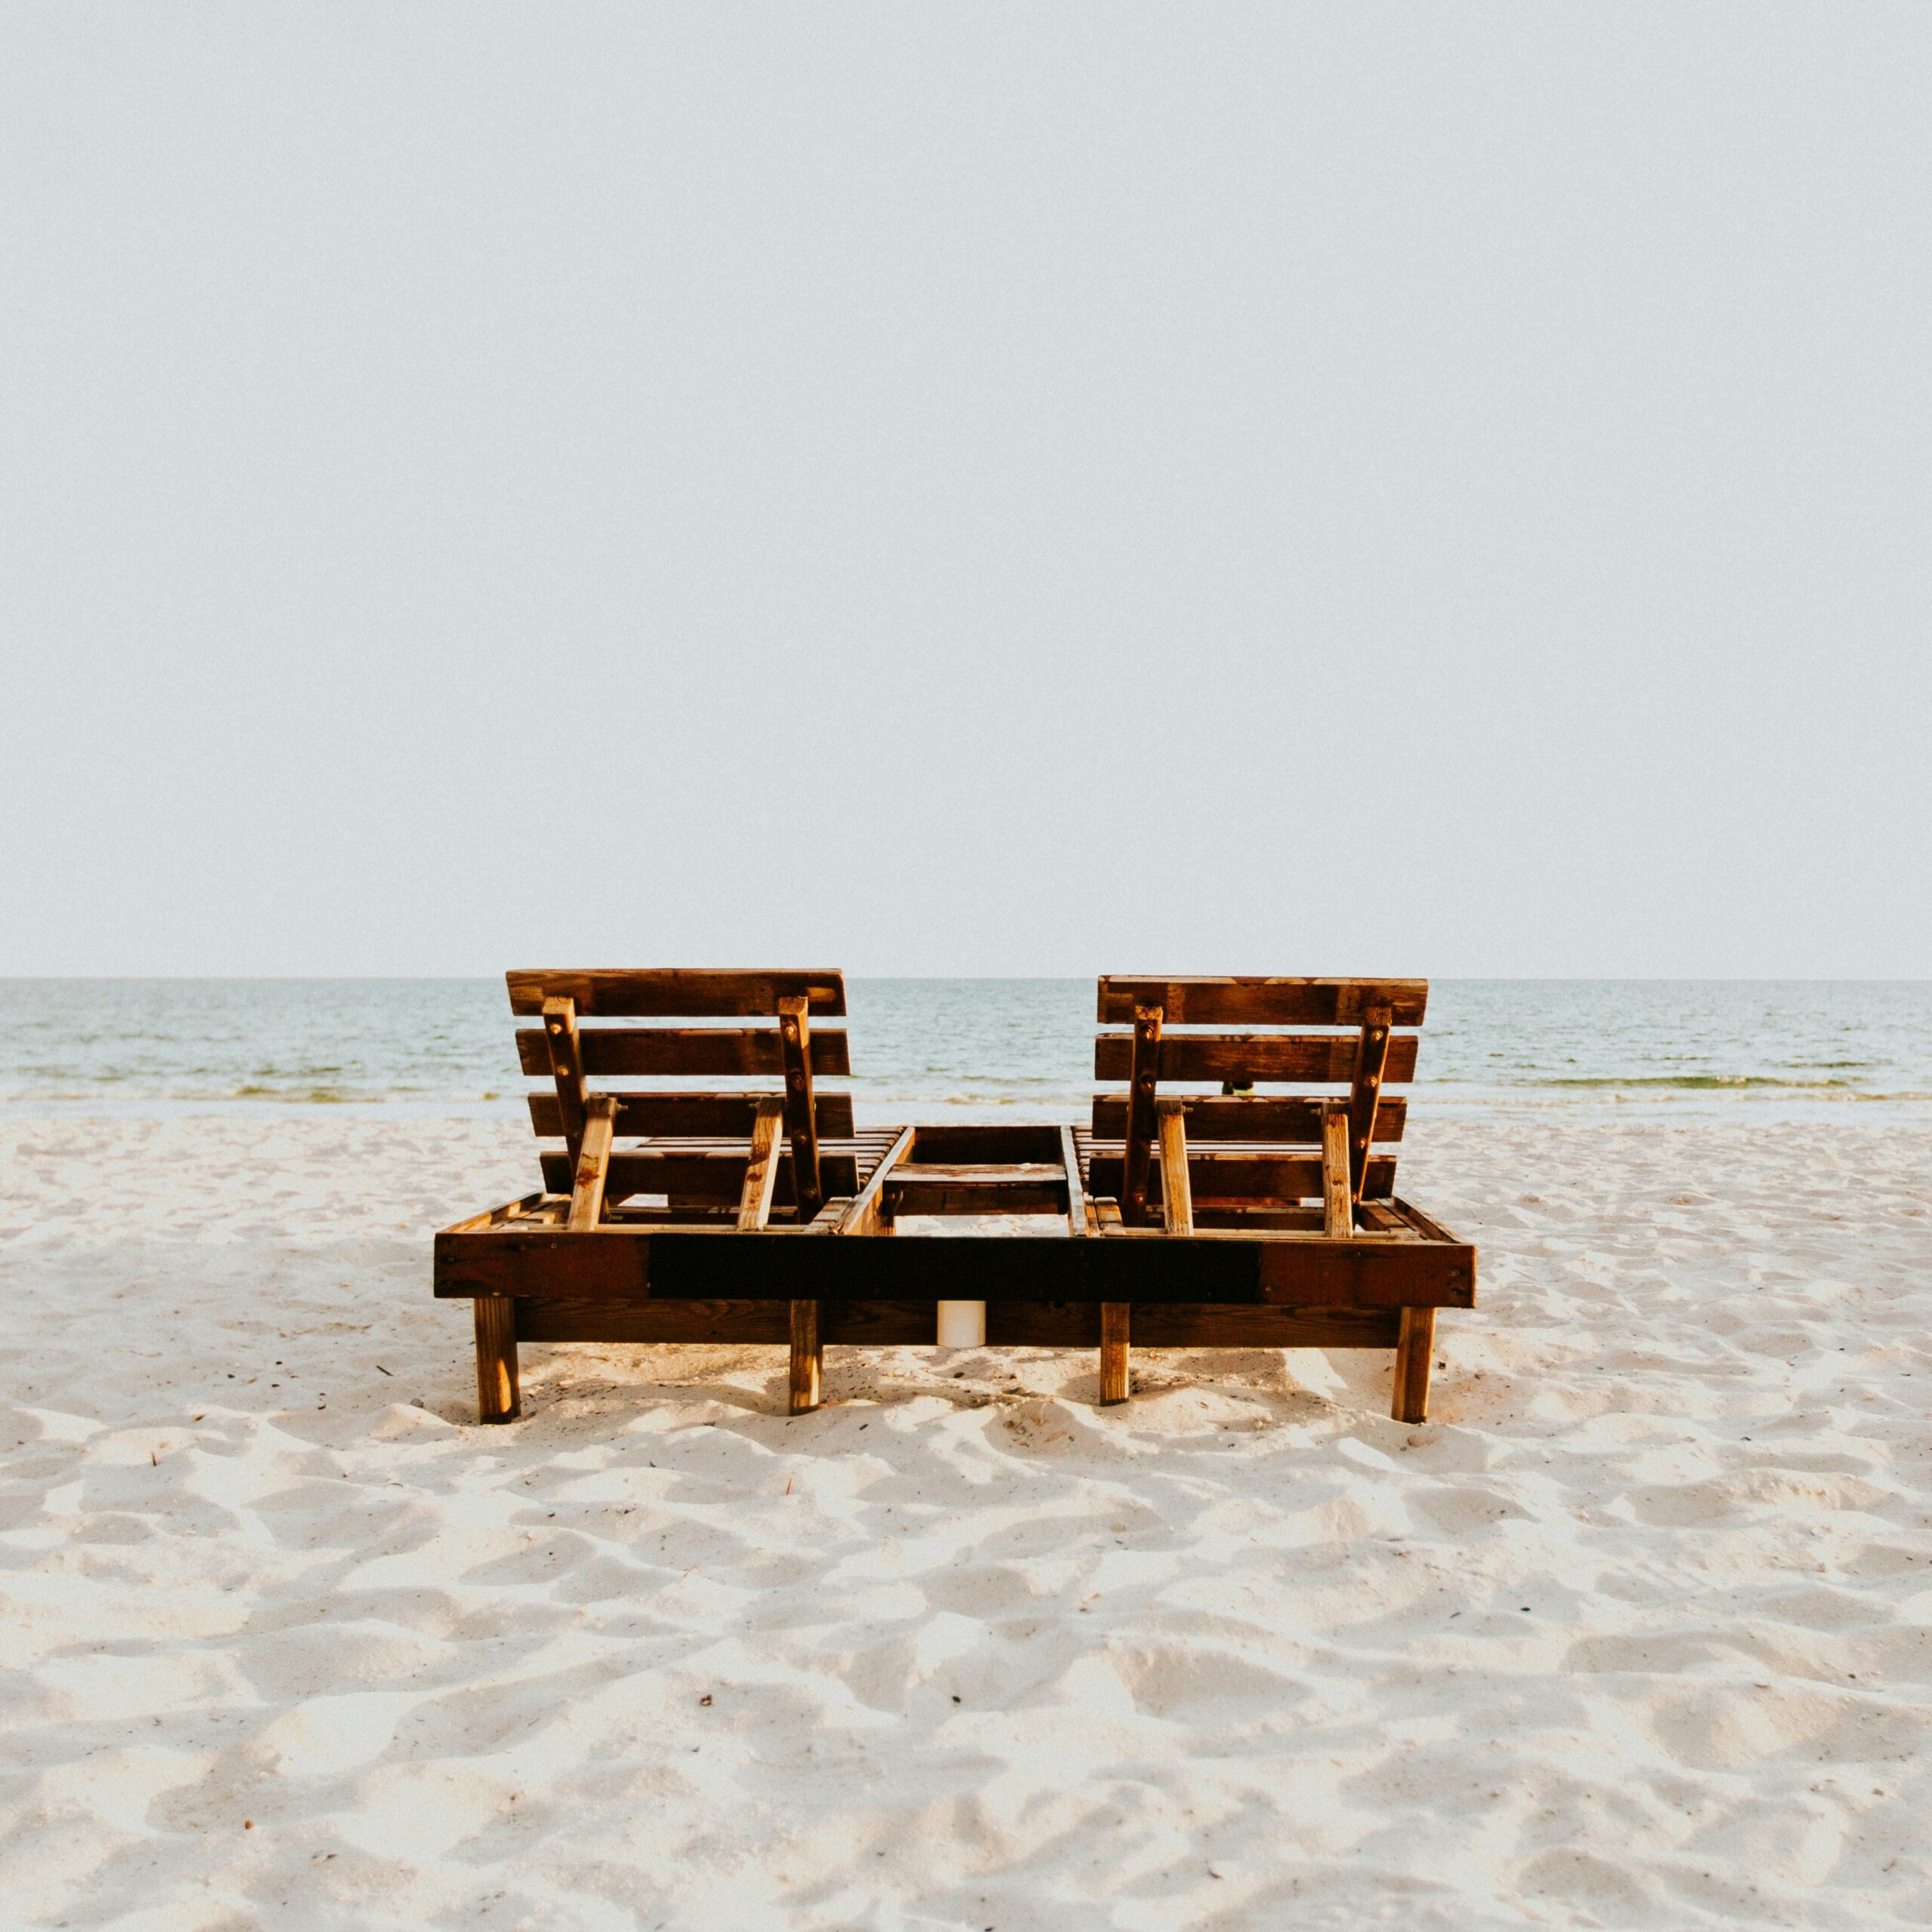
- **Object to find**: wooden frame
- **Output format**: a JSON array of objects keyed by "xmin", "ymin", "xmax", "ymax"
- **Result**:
[{"xmin": 435, "ymin": 971, "xmax": 1475, "ymax": 1428}]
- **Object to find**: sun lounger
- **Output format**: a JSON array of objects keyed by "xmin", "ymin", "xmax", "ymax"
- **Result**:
[
  {"xmin": 437, "ymin": 969, "xmax": 903, "ymax": 1420},
  {"xmin": 1078, "ymin": 976, "xmax": 1472, "ymax": 1420},
  {"xmin": 434, "ymin": 969, "xmax": 1475, "ymax": 1425}
]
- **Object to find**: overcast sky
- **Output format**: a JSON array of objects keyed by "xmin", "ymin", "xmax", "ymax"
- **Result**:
[{"xmin": 3, "ymin": 5, "xmax": 1926, "ymax": 977}]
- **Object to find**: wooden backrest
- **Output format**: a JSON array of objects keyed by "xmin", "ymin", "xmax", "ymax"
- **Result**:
[
  {"xmin": 1092, "ymin": 977, "xmax": 1429, "ymax": 1218},
  {"xmin": 508, "ymin": 969, "xmax": 851, "ymax": 1220}
]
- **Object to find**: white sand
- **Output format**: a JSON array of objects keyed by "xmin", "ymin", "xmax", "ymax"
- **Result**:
[{"xmin": 2, "ymin": 1115, "xmax": 1928, "ymax": 1929}]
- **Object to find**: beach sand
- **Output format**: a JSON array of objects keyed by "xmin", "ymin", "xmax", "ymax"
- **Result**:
[{"xmin": 2, "ymin": 1115, "xmax": 1927, "ymax": 1928}]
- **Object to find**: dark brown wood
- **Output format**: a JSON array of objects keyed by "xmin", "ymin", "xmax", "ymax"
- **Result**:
[
  {"xmin": 508, "ymin": 969, "xmax": 847, "ymax": 1017},
  {"xmin": 435, "ymin": 1220, "xmax": 1475, "ymax": 1308},
  {"xmin": 1393, "ymin": 1306, "xmax": 1435, "ymax": 1422},
  {"xmin": 1321, "ymin": 1106, "xmax": 1352, "ymax": 1238},
  {"xmin": 567, "ymin": 1094, "xmax": 619, "ymax": 1232},
  {"xmin": 1099, "ymin": 1303, "xmax": 1130, "ymax": 1404},
  {"xmin": 540, "ymin": 1147, "xmax": 862, "ymax": 1203},
  {"xmin": 836, "ymin": 1126, "xmax": 917, "ymax": 1237},
  {"xmin": 904, "ymin": 1124, "xmax": 1066, "ymax": 1164},
  {"xmin": 1097, "ymin": 977, "xmax": 1429, "ymax": 1027},
  {"xmin": 1157, "ymin": 1100, "xmax": 1194, "ymax": 1235},
  {"xmin": 789, "ymin": 1298, "xmax": 822, "ymax": 1413},
  {"xmin": 1121, "ymin": 1004, "xmax": 1163, "ymax": 1226},
  {"xmin": 884, "ymin": 1164, "xmax": 1069, "ymax": 1216},
  {"xmin": 505, "ymin": 1296, "xmax": 1411, "ymax": 1349},
  {"xmin": 541, "ymin": 997, "xmax": 588, "ymax": 1161},
  {"xmin": 1348, "ymin": 1004, "xmax": 1394, "ymax": 1202},
  {"xmin": 1088, "ymin": 1151, "xmax": 1399, "ymax": 1202},
  {"xmin": 1095, "ymin": 1031, "xmax": 1418, "ymax": 1087},
  {"xmin": 473, "ymin": 1296, "xmax": 520, "ymax": 1422},
  {"xmin": 1091, "ymin": 1094, "xmax": 1406, "ymax": 1144},
  {"xmin": 775, "ymin": 996, "xmax": 823, "ymax": 1223},
  {"xmin": 988, "ymin": 1303, "xmax": 1404, "ymax": 1347},
  {"xmin": 517, "ymin": 1026, "xmax": 851, "ymax": 1079},
  {"xmin": 736, "ymin": 1097, "xmax": 786, "ymax": 1231},
  {"xmin": 528, "ymin": 1090, "xmax": 856, "ymax": 1141}
]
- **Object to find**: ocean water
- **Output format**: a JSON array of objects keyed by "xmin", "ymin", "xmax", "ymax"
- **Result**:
[{"xmin": 0, "ymin": 980, "xmax": 1926, "ymax": 1123}]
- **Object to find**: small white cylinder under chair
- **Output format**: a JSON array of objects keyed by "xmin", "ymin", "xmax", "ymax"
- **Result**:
[{"xmin": 936, "ymin": 1301, "xmax": 986, "ymax": 1348}]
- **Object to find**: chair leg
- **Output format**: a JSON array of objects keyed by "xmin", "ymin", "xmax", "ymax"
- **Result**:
[
  {"xmin": 1392, "ymin": 1307, "xmax": 1435, "ymax": 1423},
  {"xmin": 474, "ymin": 1296, "xmax": 521, "ymax": 1423},
  {"xmin": 1099, "ymin": 1303, "xmax": 1131, "ymax": 1405},
  {"xmin": 789, "ymin": 1300, "xmax": 823, "ymax": 1414}
]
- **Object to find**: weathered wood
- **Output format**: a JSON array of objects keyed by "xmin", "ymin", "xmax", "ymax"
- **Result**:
[
  {"xmin": 473, "ymin": 1296, "xmax": 520, "ymax": 1423},
  {"xmin": 1158, "ymin": 1100, "xmax": 1195, "ymax": 1236},
  {"xmin": 437, "ymin": 1222, "xmax": 1475, "ymax": 1306},
  {"xmin": 1087, "ymin": 1151, "xmax": 1398, "ymax": 1203},
  {"xmin": 1392, "ymin": 1306, "xmax": 1435, "ymax": 1423},
  {"xmin": 1098, "ymin": 977, "xmax": 1429, "ymax": 1027},
  {"xmin": 507, "ymin": 1297, "xmax": 1410, "ymax": 1349},
  {"xmin": 884, "ymin": 1164, "xmax": 1069, "ymax": 1216},
  {"xmin": 1061, "ymin": 1124, "xmax": 1088, "ymax": 1238},
  {"xmin": 789, "ymin": 1298, "xmax": 823, "ymax": 1414},
  {"xmin": 988, "ymin": 1303, "xmax": 1404, "ymax": 1347},
  {"xmin": 508, "ymin": 969, "xmax": 847, "ymax": 1017},
  {"xmin": 1091, "ymin": 1094, "xmax": 1406, "ymax": 1144},
  {"xmin": 541, "ymin": 997, "xmax": 588, "ymax": 1161},
  {"xmin": 516, "ymin": 1026, "xmax": 851, "ymax": 1079},
  {"xmin": 1321, "ymin": 1106, "xmax": 1352, "ymax": 1238},
  {"xmin": 540, "ymin": 1147, "xmax": 862, "ymax": 1203},
  {"xmin": 774, "ymin": 996, "xmax": 823, "ymax": 1223},
  {"xmin": 736, "ymin": 1097, "xmax": 786, "ymax": 1231},
  {"xmin": 528, "ymin": 1090, "xmax": 855, "ymax": 1141},
  {"xmin": 1348, "ymin": 1004, "xmax": 1394, "ymax": 1202},
  {"xmin": 903, "ymin": 1124, "xmax": 1065, "ymax": 1164},
  {"xmin": 836, "ymin": 1126, "xmax": 917, "ymax": 1237},
  {"xmin": 1121, "ymin": 1004, "xmax": 1163, "ymax": 1226},
  {"xmin": 567, "ymin": 1094, "xmax": 619, "ymax": 1232},
  {"xmin": 441, "ymin": 1191, "xmax": 549, "ymax": 1235},
  {"xmin": 1094, "ymin": 1031, "xmax": 1418, "ymax": 1087},
  {"xmin": 1099, "ymin": 1303, "xmax": 1131, "ymax": 1404}
]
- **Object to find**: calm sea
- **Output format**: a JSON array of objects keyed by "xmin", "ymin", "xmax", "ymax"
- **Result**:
[{"xmin": 0, "ymin": 980, "xmax": 1926, "ymax": 1123}]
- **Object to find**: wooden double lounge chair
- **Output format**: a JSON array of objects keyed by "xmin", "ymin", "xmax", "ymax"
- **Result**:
[{"xmin": 434, "ymin": 971, "xmax": 1475, "ymax": 1426}]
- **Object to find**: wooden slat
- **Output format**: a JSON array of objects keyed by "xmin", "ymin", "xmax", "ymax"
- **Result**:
[
  {"xmin": 542, "ymin": 997, "xmax": 588, "ymax": 1160},
  {"xmin": 736, "ymin": 1098, "xmax": 786, "ymax": 1232},
  {"xmin": 1157, "ymin": 1100, "xmax": 1194, "ymax": 1236},
  {"xmin": 1091, "ymin": 1094, "xmax": 1406, "ymax": 1144},
  {"xmin": 508, "ymin": 969, "xmax": 846, "ymax": 1017},
  {"xmin": 837, "ymin": 1126, "xmax": 917, "ymax": 1237},
  {"xmin": 1321, "ymin": 1106, "xmax": 1352, "ymax": 1238},
  {"xmin": 776, "ymin": 996, "xmax": 823, "ymax": 1223},
  {"xmin": 1097, "ymin": 977, "xmax": 1428, "ymax": 1027},
  {"xmin": 1095, "ymin": 1032, "xmax": 1418, "ymax": 1086},
  {"xmin": 528, "ymin": 1091, "xmax": 855, "ymax": 1140},
  {"xmin": 884, "ymin": 1174, "xmax": 1070, "ymax": 1215},
  {"xmin": 1348, "ymin": 1005, "xmax": 1394, "ymax": 1203},
  {"xmin": 567, "ymin": 1095, "xmax": 619, "ymax": 1232},
  {"xmin": 1121, "ymin": 1004, "xmax": 1163, "ymax": 1226},
  {"xmin": 1088, "ymin": 1152, "xmax": 1399, "ymax": 1202},
  {"xmin": 906, "ymin": 1124, "xmax": 1066, "ymax": 1164},
  {"xmin": 1061, "ymin": 1124, "xmax": 1088, "ymax": 1239},
  {"xmin": 540, "ymin": 1149, "xmax": 861, "ymax": 1202},
  {"xmin": 518, "ymin": 1027, "xmax": 851, "ymax": 1078}
]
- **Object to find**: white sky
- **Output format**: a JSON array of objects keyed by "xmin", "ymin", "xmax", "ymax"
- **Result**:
[{"xmin": 3, "ymin": 5, "xmax": 1927, "ymax": 977}]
